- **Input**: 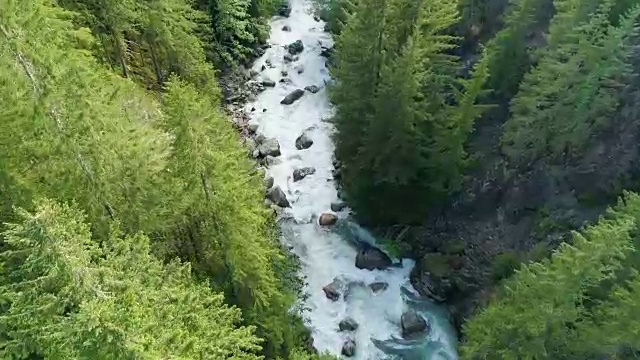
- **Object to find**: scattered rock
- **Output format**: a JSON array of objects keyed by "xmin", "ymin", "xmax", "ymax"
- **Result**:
[
  {"xmin": 255, "ymin": 133, "xmax": 267, "ymax": 144},
  {"xmin": 330, "ymin": 201, "xmax": 347, "ymax": 212},
  {"xmin": 319, "ymin": 212, "xmax": 338, "ymax": 226},
  {"xmin": 281, "ymin": 70, "xmax": 289, "ymax": 77},
  {"xmin": 262, "ymin": 155, "xmax": 280, "ymax": 167},
  {"xmin": 279, "ymin": 78, "xmax": 292, "ymax": 84},
  {"xmin": 295, "ymin": 132, "xmax": 313, "ymax": 150},
  {"xmin": 284, "ymin": 54, "xmax": 294, "ymax": 63},
  {"xmin": 322, "ymin": 277, "xmax": 343, "ymax": 301},
  {"xmin": 277, "ymin": 3, "xmax": 291, "ymax": 17},
  {"xmin": 254, "ymin": 47, "xmax": 265, "ymax": 57},
  {"xmin": 264, "ymin": 175, "xmax": 274, "ymax": 189},
  {"xmin": 263, "ymin": 108, "xmax": 267, "ymax": 112},
  {"xmin": 339, "ymin": 318, "xmax": 359, "ymax": 332},
  {"xmin": 401, "ymin": 310, "xmax": 429, "ymax": 338},
  {"xmin": 258, "ymin": 138, "xmax": 281, "ymax": 157},
  {"xmin": 355, "ymin": 246, "xmax": 392, "ymax": 270},
  {"xmin": 265, "ymin": 59, "xmax": 272, "ymax": 67},
  {"xmin": 282, "ymin": 25, "xmax": 291, "ymax": 31},
  {"xmin": 264, "ymin": 198, "xmax": 273, "ymax": 207},
  {"xmin": 249, "ymin": 69, "xmax": 259, "ymax": 78},
  {"xmin": 304, "ymin": 85, "xmax": 320, "ymax": 93},
  {"xmin": 287, "ymin": 40, "xmax": 304, "ymax": 55},
  {"xmin": 261, "ymin": 78, "xmax": 276, "ymax": 87},
  {"xmin": 281, "ymin": 89, "xmax": 305, "ymax": 105},
  {"xmin": 295, "ymin": 65, "xmax": 305, "ymax": 74},
  {"xmin": 369, "ymin": 282, "xmax": 389, "ymax": 293},
  {"xmin": 251, "ymin": 149, "xmax": 260, "ymax": 158},
  {"xmin": 320, "ymin": 46, "xmax": 334, "ymax": 58},
  {"xmin": 341, "ymin": 339, "xmax": 356, "ymax": 357},
  {"xmin": 244, "ymin": 137, "xmax": 257, "ymax": 155},
  {"xmin": 313, "ymin": 15, "xmax": 321, "ymax": 22},
  {"xmin": 293, "ymin": 167, "xmax": 316, "ymax": 182},
  {"xmin": 248, "ymin": 123, "xmax": 259, "ymax": 134},
  {"xmin": 266, "ymin": 186, "xmax": 290, "ymax": 207},
  {"xmin": 261, "ymin": 64, "xmax": 266, "ymax": 71}
]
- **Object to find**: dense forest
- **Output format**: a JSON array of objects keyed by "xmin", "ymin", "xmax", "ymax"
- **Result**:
[
  {"xmin": 323, "ymin": 0, "xmax": 640, "ymax": 357},
  {"xmin": 0, "ymin": 0, "xmax": 331, "ymax": 358}
]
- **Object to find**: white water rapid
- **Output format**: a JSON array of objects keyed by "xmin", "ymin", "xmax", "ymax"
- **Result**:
[{"xmin": 245, "ymin": 0, "xmax": 459, "ymax": 358}]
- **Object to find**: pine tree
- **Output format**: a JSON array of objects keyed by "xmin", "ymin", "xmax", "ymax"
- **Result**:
[{"xmin": 501, "ymin": 2, "xmax": 639, "ymax": 165}]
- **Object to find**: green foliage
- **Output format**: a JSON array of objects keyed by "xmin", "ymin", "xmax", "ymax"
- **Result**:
[
  {"xmin": 502, "ymin": 2, "xmax": 639, "ymax": 165},
  {"xmin": 462, "ymin": 192, "xmax": 640, "ymax": 359},
  {"xmin": 331, "ymin": 0, "xmax": 490, "ymax": 225},
  {"xmin": 0, "ymin": 200, "xmax": 262, "ymax": 359},
  {"xmin": 490, "ymin": 252, "xmax": 521, "ymax": 281}
]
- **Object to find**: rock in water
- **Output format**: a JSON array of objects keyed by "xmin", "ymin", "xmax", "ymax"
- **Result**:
[
  {"xmin": 258, "ymin": 138, "xmax": 281, "ymax": 157},
  {"xmin": 264, "ymin": 175, "xmax": 274, "ymax": 189},
  {"xmin": 369, "ymin": 282, "xmax": 389, "ymax": 293},
  {"xmin": 247, "ymin": 123, "xmax": 259, "ymax": 134},
  {"xmin": 318, "ymin": 213, "xmax": 338, "ymax": 226},
  {"xmin": 320, "ymin": 46, "xmax": 333, "ymax": 58},
  {"xmin": 280, "ymin": 89, "xmax": 305, "ymax": 105},
  {"xmin": 295, "ymin": 132, "xmax": 313, "ymax": 150},
  {"xmin": 339, "ymin": 318, "xmax": 359, "ymax": 332},
  {"xmin": 304, "ymin": 85, "xmax": 320, "ymax": 93},
  {"xmin": 322, "ymin": 277, "xmax": 343, "ymax": 301},
  {"xmin": 355, "ymin": 246, "xmax": 392, "ymax": 270},
  {"xmin": 266, "ymin": 186, "xmax": 290, "ymax": 208},
  {"xmin": 261, "ymin": 78, "xmax": 276, "ymax": 87},
  {"xmin": 277, "ymin": 3, "xmax": 291, "ymax": 17},
  {"xmin": 293, "ymin": 167, "xmax": 316, "ymax": 182},
  {"xmin": 287, "ymin": 40, "xmax": 304, "ymax": 55},
  {"xmin": 295, "ymin": 65, "xmax": 305, "ymax": 74},
  {"xmin": 282, "ymin": 25, "xmax": 291, "ymax": 31},
  {"xmin": 330, "ymin": 201, "xmax": 347, "ymax": 212},
  {"xmin": 401, "ymin": 310, "xmax": 429, "ymax": 338},
  {"xmin": 284, "ymin": 54, "xmax": 294, "ymax": 63},
  {"xmin": 341, "ymin": 340, "xmax": 356, "ymax": 357}
]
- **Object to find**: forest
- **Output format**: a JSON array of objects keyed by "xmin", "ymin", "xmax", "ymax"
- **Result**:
[
  {"xmin": 3, "ymin": 0, "xmax": 640, "ymax": 357},
  {"xmin": 324, "ymin": 0, "xmax": 640, "ymax": 357}
]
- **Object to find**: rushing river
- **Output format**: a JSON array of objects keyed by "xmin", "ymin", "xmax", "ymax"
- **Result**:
[{"xmin": 245, "ymin": 0, "xmax": 459, "ymax": 358}]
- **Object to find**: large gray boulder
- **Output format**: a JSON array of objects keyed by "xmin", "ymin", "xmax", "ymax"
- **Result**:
[
  {"xmin": 281, "ymin": 89, "xmax": 305, "ymax": 105},
  {"xmin": 401, "ymin": 310, "xmax": 429, "ymax": 338},
  {"xmin": 277, "ymin": 3, "xmax": 291, "ymax": 17},
  {"xmin": 258, "ymin": 138, "xmax": 281, "ymax": 157},
  {"xmin": 355, "ymin": 246, "xmax": 392, "ymax": 270},
  {"xmin": 295, "ymin": 132, "xmax": 313, "ymax": 150},
  {"xmin": 339, "ymin": 318, "xmax": 359, "ymax": 332},
  {"xmin": 369, "ymin": 281, "xmax": 389, "ymax": 293},
  {"xmin": 330, "ymin": 201, "xmax": 347, "ymax": 212},
  {"xmin": 266, "ymin": 186, "xmax": 290, "ymax": 208},
  {"xmin": 322, "ymin": 277, "xmax": 343, "ymax": 301},
  {"xmin": 304, "ymin": 85, "xmax": 320, "ymax": 93},
  {"xmin": 293, "ymin": 167, "xmax": 316, "ymax": 182},
  {"xmin": 318, "ymin": 213, "xmax": 338, "ymax": 226},
  {"xmin": 264, "ymin": 175, "xmax": 274, "ymax": 189},
  {"xmin": 341, "ymin": 339, "xmax": 356, "ymax": 357},
  {"xmin": 287, "ymin": 40, "xmax": 304, "ymax": 55},
  {"xmin": 261, "ymin": 78, "xmax": 276, "ymax": 87}
]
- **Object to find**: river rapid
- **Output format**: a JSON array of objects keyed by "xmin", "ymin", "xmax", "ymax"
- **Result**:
[{"xmin": 245, "ymin": 0, "xmax": 459, "ymax": 358}]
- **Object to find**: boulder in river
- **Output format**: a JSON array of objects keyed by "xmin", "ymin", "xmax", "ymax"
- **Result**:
[
  {"xmin": 355, "ymin": 246, "xmax": 392, "ymax": 270},
  {"xmin": 295, "ymin": 132, "xmax": 313, "ymax": 150},
  {"xmin": 401, "ymin": 310, "xmax": 429, "ymax": 338},
  {"xmin": 282, "ymin": 25, "xmax": 291, "ymax": 31},
  {"xmin": 264, "ymin": 175, "xmax": 274, "ymax": 189},
  {"xmin": 258, "ymin": 138, "xmax": 281, "ymax": 157},
  {"xmin": 277, "ymin": 2, "xmax": 291, "ymax": 17},
  {"xmin": 330, "ymin": 201, "xmax": 347, "ymax": 212},
  {"xmin": 262, "ymin": 155, "xmax": 280, "ymax": 167},
  {"xmin": 369, "ymin": 282, "xmax": 389, "ymax": 293},
  {"xmin": 320, "ymin": 46, "xmax": 334, "ymax": 58},
  {"xmin": 284, "ymin": 53, "xmax": 294, "ymax": 63},
  {"xmin": 304, "ymin": 85, "xmax": 320, "ymax": 93},
  {"xmin": 247, "ymin": 123, "xmax": 259, "ymax": 134},
  {"xmin": 266, "ymin": 186, "xmax": 290, "ymax": 208},
  {"xmin": 287, "ymin": 40, "xmax": 304, "ymax": 55},
  {"xmin": 295, "ymin": 65, "xmax": 305, "ymax": 74},
  {"xmin": 322, "ymin": 277, "xmax": 343, "ymax": 301},
  {"xmin": 261, "ymin": 78, "xmax": 276, "ymax": 87},
  {"xmin": 281, "ymin": 89, "xmax": 305, "ymax": 105},
  {"xmin": 293, "ymin": 167, "xmax": 316, "ymax": 182},
  {"xmin": 341, "ymin": 339, "xmax": 356, "ymax": 357},
  {"xmin": 339, "ymin": 318, "xmax": 359, "ymax": 332},
  {"xmin": 318, "ymin": 212, "xmax": 338, "ymax": 226}
]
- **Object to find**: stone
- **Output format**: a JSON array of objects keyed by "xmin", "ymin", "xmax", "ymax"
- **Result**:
[
  {"xmin": 279, "ymin": 78, "xmax": 292, "ymax": 84},
  {"xmin": 320, "ymin": 46, "xmax": 333, "ymax": 58},
  {"xmin": 262, "ymin": 155, "xmax": 280, "ymax": 167},
  {"xmin": 295, "ymin": 65, "xmax": 305, "ymax": 74},
  {"xmin": 295, "ymin": 132, "xmax": 313, "ymax": 150},
  {"xmin": 318, "ymin": 212, "xmax": 338, "ymax": 226},
  {"xmin": 277, "ymin": 3, "xmax": 291, "ymax": 17},
  {"xmin": 261, "ymin": 64, "xmax": 266, "ymax": 71},
  {"xmin": 401, "ymin": 310, "xmax": 429, "ymax": 338},
  {"xmin": 293, "ymin": 167, "xmax": 316, "ymax": 182},
  {"xmin": 368, "ymin": 282, "xmax": 389, "ymax": 293},
  {"xmin": 287, "ymin": 40, "xmax": 304, "ymax": 55},
  {"xmin": 265, "ymin": 59, "xmax": 272, "ymax": 67},
  {"xmin": 282, "ymin": 25, "xmax": 291, "ymax": 31},
  {"xmin": 281, "ymin": 89, "xmax": 305, "ymax": 105},
  {"xmin": 261, "ymin": 78, "xmax": 276, "ymax": 87},
  {"xmin": 258, "ymin": 138, "xmax": 281, "ymax": 157},
  {"xmin": 266, "ymin": 186, "xmax": 290, "ymax": 207},
  {"xmin": 341, "ymin": 340, "xmax": 356, "ymax": 357},
  {"xmin": 248, "ymin": 123, "xmax": 259, "ymax": 134},
  {"xmin": 249, "ymin": 69, "xmax": 259, "ymax": 78},
  {"xmin": 264, "ymin": 175, "xmax": 274, "ymax": 189},
  {"xmin": 255, "ymin": 133, "xmax": 267, "ymax": 144},
  {"xmin": 284, "ymin": 54, "xmax": 294, "ymax": 63},
  {"xmin": 322, "ymin": 277, "xmax": 343, "ymax": 301},
  {"xmin": 264, "ymin": 198, "xmax": 273, "ymax": 207},
  {"xmin": 355, "ymin": 246, "xmax": 392, "ymax": 270},
  {"xmin": 330, "ymin": 201, "xmax": 347, "ymax": 212},
  {"xmin": 304, "ymin": 85, "xmax": 320, "ymax": 93},
  {"xmin": 251, "ymin": 149, "xmax": 260, "ymax": 158},
  {"xmin": 254, "ymin": 47, "xmax": 265, "ymax": 57},
  {"xmin": 313, "ymin": 15, "xmax": 321, "ymax": 22},
  {"xmin": 339, "ymin": 318, "xmax": 359, "ymax": 332},
  {"xmin": 281, "ymin": 70, "xmax": 289, "ymax": 77}
]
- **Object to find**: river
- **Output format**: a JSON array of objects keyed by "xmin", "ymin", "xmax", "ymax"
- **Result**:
[{"xmin": 245, "ymin": 0, "xmax": 459, "ymax": 358}]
